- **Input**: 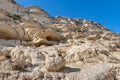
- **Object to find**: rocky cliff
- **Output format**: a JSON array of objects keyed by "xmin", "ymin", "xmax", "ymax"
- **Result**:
[{"xmin": 0, "ymin": 0, "xmax": 120, "ymax": 80}]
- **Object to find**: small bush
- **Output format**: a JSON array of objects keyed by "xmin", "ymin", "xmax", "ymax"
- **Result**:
[{"xmin": 7, "ymin": 13, "xmax": 21, "ymax": 20}]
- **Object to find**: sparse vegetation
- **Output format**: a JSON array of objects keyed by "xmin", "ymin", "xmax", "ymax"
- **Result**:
[
  {"xmin": 7, "ymin": 13, "xmax": 21, "ymax": 20},
  {"xmin": 11, "ymin": 0, "xmax": 17, "ymax": 4}
]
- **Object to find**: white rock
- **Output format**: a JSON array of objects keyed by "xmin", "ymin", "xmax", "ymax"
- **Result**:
[{"xmin": 45, "ymin": 52, "xmax": 65, "ymax": 72}]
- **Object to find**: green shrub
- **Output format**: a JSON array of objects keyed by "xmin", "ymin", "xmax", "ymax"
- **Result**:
[{"xmin": 7, "ymin": 13, "xmax": 21, "ymax": 20}]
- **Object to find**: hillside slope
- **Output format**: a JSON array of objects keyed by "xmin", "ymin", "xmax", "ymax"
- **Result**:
[{"xmin": 0, "ymin": 0, "xmax": 120, "ymax": 80}]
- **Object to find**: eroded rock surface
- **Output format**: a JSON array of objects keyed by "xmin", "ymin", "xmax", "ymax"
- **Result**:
[
  {"xmin": 0, "ymin": 0, "xmax": 120, "ymax": 80},
  {"xmin": 45, "ymin": 52, "xmax": 65, "ymax": 71}
]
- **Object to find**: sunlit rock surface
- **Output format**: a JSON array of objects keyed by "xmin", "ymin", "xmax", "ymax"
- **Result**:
[{"xmin": 0, "ymin": 0, "xmax": 120, "ymax": 80}]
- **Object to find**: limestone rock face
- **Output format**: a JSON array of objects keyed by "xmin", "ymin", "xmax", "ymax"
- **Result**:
[
  {"xmin": 0, "ymin": 0, "xmax": 25, "ymax": 15},
  {"xmin": 0, "ymin": 60, "xmax": 14, "ymax": 70},
  {"xmin": 0, "ymin": 21, "xmax": 61, "ymax": 46},
  {"xmin": 0, "ymin": 39, "xmax": 21, "ymax": 46},
  {"xmin": 27, "ymin": 6, "xmax": 53, "ymax": 23},
  {"xmin": 0, "ymin": 11, "xmax": 11, "ymax": 22},
  {"xmin": 0, "ymin": 0, "xmax": 120, "ymax": 80},
  {"xmin": 24, "ymin": 28, "xmax": 60, "ymax": 46},
  {"xmin": 0, "ymin": 23, "xmax": 17, "ymax": 39},
  {"xmin": 20, "ymin": 20, "xmax": 43, "ymax": 29}
]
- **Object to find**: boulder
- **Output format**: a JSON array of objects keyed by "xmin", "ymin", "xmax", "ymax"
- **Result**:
[{"xmin": 45, "ymin": 53, "xmax": 65, "ymax": 72}]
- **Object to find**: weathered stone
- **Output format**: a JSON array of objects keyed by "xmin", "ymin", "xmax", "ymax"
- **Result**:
[
  {"xmin": 87, "ymin": 34, "xmax": 101, "ymax": 40},
  {"xmin": 45, "ymin": 53, "xmax": 65, "ymax": 72},
  {"xmin": 32, "ymin": 70, "xmax": 44, "ymax": 80},
  {"xmin": 0, "ymin": 60, "xmax": 13, "ymax": 70},
  {"xmin": 0, "ymin": 11, "xmax": 11, "ymax": 22},
  {"xmin": 0, "ymin": 23, "xmax": 17, "ymax": 39},
  {"xmin": 0, "ymin": 39, "xmax": 21, "ymax": 46},
  {"xmin": 0, "ymin": 0, "xmax": 120, "ymax": 80},
  {"xmin": 0, "ymin": 21, "xmax": 61, "ymax": 46}
]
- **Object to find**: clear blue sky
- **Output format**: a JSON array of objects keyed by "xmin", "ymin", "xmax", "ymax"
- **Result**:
[{"xmin": 15, "ymin": 0, "xmax": 120, "ymax": 33}]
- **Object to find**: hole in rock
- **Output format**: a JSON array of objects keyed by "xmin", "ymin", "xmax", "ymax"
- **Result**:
[
  {"xmin": 5, "ymin": 55, "xmax": 11, "ymax": 59},
  {"xmin": 46, "ymin": 36, "xmax": 53, "ymax": 41}
]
